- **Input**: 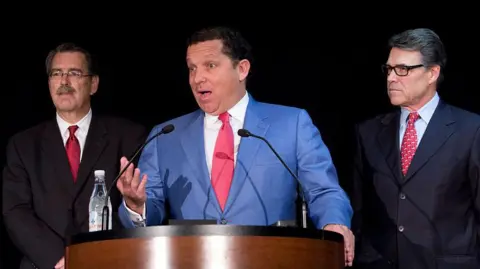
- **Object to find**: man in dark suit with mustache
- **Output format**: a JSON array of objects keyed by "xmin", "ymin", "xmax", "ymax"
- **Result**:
[
  {"xmin": 352, "ymin": 28, "xmax": 480, "ymax": 269},
  {"xmin": 2, "ymin": 43, "xmax": 147, "ymax": 269}
]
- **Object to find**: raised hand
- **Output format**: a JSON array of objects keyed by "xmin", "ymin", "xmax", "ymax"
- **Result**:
[{"xmin": 116, "ymin": 156, "xmax": 147, "ymax": 214}]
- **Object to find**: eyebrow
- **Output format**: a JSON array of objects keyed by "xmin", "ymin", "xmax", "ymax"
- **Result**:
[
  {"xmin": 51, "ymin": 67, "xmax": 83, "ymax": 70},
  {"xmin": 385, "ymin": 63, "xmax": 409, "ymax": 66}
]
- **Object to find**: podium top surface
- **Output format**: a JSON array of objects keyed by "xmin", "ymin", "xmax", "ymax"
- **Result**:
[{"xmin": 68, "ymin": 224, "xmax": 343, "ymax": 246}]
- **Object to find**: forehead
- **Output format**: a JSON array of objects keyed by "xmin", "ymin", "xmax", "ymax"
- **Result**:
[
  {"xmin": 186, "ymin": 40, "xmax": 225, "ymax": 63},
  {"xmin": 51, "ymin": 52, "xmax": 88, "ymax": 70},
  {"xmin": 387, "ymin": 47, "xmax": 423, "ymax": 65}
]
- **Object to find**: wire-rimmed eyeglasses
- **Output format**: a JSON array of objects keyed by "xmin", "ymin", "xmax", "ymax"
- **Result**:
[{"xmin": 48, "ymin": 70, "xmax": 92, "ymax": 79}]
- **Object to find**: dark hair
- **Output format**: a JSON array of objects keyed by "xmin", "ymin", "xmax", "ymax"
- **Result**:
[
  {"xmin": 45, "ymin": 42, "xmax": 97, "ymax": 75},
  {"xmin": 187, "ymin": 26, "xmax": 253, "ymax": 67},
  {"xmin": 388, "ymin": 28, "xmax": 447, "ymax": 84}
]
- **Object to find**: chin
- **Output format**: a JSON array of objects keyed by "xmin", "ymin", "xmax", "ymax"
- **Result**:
[
  {"xmin": 390, "ymin": 100, "xmax": 402, "ymax": 106},
  {"xmin": 55, "ymin": 104, "xmax": 77, "ymax": 112},
  {"xmin": 200, "ymin": 105, "xmax": 220, "ymax": 115},
  {"xmin": 201, "ymin": 108, "xmax": 217, "ymax": 115},
  {"xmin": 388, "ymin": 96, "xmax": 405, "ymax": 106}
]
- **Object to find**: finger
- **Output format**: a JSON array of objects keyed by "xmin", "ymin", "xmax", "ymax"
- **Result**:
[
  {"xmin": 123, "ymin": 160, "xmax": 135, "ymax": 185},
  {"xmin": 137, "ymin": 174, "xmax": 148, "ymax": 193},
  {"xmin": 345, "ymin": 233, "xmax": 354, "ymax": 267},
  {"xmin": 342, "ymin": 233, "xmax": 350, "ymax": 265},
  {"xmin": 116, "ymin": 179, "xmax": 124, "ymax": 194},
  {"xmin": 135, "ymin": 174, "xmax": 148, "ymax": 199},
  {"xmin": 130, "ymin": 168, "xmax": 141, "ymax": 191},
  {"xmin": 54, "ymin": 258, "xmax": 65, "ymax": 269},
  {"xmin": 344, "ymin": 248, "xmax": 353, "ymax": 266},
  {"xmin": 120, "ymin": 157, "xmax": 128, "ymax": 171},
  {"xmin": 346, "ymin": 251, "xmax": 354, "ymax": 266},
  {"xmin": 344, "ymin": 236, "xmax": 352, "ymax": 253}
]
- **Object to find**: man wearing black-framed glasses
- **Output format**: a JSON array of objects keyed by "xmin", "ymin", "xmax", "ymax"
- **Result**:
[
  {"xmin": 2, "ymin": 43, "xmax": 147, "ymax": 269},
  {"xmin": 381, "ymin": 63, "xmax": 424, "ymax": 77},
  {"xmin": 352, "ymin": 28, "xmax": 480, "ymax": 269}
]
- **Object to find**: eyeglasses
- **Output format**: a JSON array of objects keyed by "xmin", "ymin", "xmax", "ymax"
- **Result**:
[
  {"xmin": 48, "ymin": 70, "xmax": 92, "ymax": 80},
  {"xmin": 381, "ymin": 64, "xmax": 424, "ymax": 76}
]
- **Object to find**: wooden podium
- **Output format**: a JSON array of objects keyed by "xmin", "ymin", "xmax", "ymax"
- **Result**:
[{"xmin": 66, "ymin": 225, "xmax": 344, "ymax": 269}]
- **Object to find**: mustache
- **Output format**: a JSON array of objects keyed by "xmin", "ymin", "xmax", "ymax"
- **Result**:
[{"xmin": 57, "ymin": 85, "xmax": 75, "ymax": 94}]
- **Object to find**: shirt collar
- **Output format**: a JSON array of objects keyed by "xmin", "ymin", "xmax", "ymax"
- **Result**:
[
  {"xmin": 400, "ymin": 92, "xmax": 439, "ymax": 125},
  {"xmin": 56, "ymin": 109, "xmax": 92, "ymax": 137},
  {"xmin": 205, "ymin": 91, "xmax": 249, "ymax": 124}
]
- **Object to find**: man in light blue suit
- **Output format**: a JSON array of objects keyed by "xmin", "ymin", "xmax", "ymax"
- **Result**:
[{"xmin": 117, "ymin": 26, "xmax": 354, "ymax": 266}]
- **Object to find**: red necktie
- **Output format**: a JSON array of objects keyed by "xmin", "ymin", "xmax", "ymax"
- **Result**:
[
  {"xmin": 211, "ymin": 112, "xmax": 234, "ymax": 211},
  {"xmin": 400, "ymin": 112, "xmax": 419, "ymax": 176},
  {"xmin": 66, "ymin": 125, "xmax": 80, "ymax": 182}
]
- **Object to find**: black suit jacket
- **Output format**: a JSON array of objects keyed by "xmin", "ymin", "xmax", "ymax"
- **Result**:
[
  {"xmin": 352, "ymin": 101, "xmax": 480, "ymax": 269},
  {"xmin": 2, "ymin": 114, "xmax": 147, "ymax": 269}
]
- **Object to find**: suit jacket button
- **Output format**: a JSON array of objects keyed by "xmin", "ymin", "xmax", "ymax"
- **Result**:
[
  {"xmin": 399, "ymin": 193, "xmax": 406, "ymax": 199},
  {"xmin": 398, "ymin": 225, "xmax": 404, "ymax": 232},
  {"xmin": 221, "ymin": 219, "xmax": 228, "ymax": 224}
]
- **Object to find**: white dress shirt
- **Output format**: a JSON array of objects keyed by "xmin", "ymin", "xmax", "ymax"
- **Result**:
[
  {"xmin": 399, "ymin": 92, "xmax": 439, "ymax": 148},
  {"xmin": 126, "ymin": 92, "xmax": 250, "ymax": 223},
  {"xmin": 56, "ymin": 109, "xmax": 92, "ymax": 160},
  {"xmin": 203, "ymin": 92, "xmax": 249, "ymax": 174}
]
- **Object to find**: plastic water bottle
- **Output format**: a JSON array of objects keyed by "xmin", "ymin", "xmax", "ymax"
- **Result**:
[{"xmin": 88, "ymin": 170, "xmax": 112, "ymax": 232}]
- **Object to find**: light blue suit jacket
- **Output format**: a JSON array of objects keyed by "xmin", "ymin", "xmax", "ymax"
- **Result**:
[{"xmin": 119, "ymin": 96, "xmax": 352, "ymax": 229}]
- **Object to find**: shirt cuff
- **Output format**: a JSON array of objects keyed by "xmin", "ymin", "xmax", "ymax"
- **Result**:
[{"xmin": 124, "ymin": 200, "xmax": 146, "ymax": 227}]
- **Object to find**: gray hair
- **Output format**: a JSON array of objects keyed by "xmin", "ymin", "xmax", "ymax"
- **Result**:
[{"xmin": 388, "ymin": 28, "xmax": 447, "ymax": 84}]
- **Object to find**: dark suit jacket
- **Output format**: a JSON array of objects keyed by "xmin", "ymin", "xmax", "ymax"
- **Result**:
[
  {"xmin": 352, "ymin": 100, "xmax": 480, "ymax": 269},
  {"xmin": 2, "ymin": 114, "xmax": 147, "ymax": 269}
]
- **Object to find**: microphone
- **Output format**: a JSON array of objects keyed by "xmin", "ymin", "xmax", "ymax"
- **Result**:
[
  {"xmin": 101, "ymin": 124, "xmax": 175, "ymax": 231},
  {"xmin": 237, "ymin": 128, "xmax": 308, "ymax": 229}
]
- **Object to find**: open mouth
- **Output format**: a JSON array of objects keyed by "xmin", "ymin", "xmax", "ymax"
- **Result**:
[{"xmin": 198, "ymin": 90, "xmax": 212, "ymax": 99}]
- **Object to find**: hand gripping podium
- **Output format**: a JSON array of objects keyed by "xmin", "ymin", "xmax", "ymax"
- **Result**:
[{"xmin": 66, "ymin": 225, "xmax": 344, "ymax": 269}]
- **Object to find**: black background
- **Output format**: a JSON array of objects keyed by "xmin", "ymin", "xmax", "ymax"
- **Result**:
[{"xmin": 1, "ymin": 14, "xmax": 478, "ymax": 268}]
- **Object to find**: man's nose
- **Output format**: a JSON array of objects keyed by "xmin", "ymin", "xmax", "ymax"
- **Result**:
[
  {"xmin": 193, "ymin": 70, "xmax": 206, "ymax": 84},
  {"xmin": 60, "ymin": 73, "xmax": 71, "ymax": 85},
  {"xmin": 387, "ymin": 70, "xmax": 398, "ymax": 83}
]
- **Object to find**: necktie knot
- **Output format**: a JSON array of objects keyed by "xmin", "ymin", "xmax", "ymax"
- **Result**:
[
  {"xmin": 68, "ymin": 125, "xmax": 79, "ymax": 136},
  {"xmin": 408, "ymin": 112, "xmax": 420, "ymax": 123},
  {"xmin": 218, "ymin": 112, "xmax": 230, "ymax": 124}
]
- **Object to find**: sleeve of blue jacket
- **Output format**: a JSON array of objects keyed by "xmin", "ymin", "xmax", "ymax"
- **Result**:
[
  {"xmin": 295, "ymin": 109, "xmax": 353, "ymax": 229},
  {"xmin": 118, "ymin": 125, "xmax": 166, "ymax": 228}
]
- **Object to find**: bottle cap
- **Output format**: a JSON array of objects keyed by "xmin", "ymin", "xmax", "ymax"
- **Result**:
[{"xmin": 94, "ymin": 170, "xmax": 105, "ymax": 177}]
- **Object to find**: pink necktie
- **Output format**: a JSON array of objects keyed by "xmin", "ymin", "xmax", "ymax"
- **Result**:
[
  {"xmin": 400, "ymin": 112, "xmax": 419, "ymax": 176},
  {"xmin": 211, "ymin": 112, "xmax": 234, "ymax": 211},
  {"xmin": 66, "ymin": 125, "xmax": 80, "ymax": 182}
]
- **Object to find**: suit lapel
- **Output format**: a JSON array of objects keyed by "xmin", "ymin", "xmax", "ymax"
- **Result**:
[
  {"xmin": 223, "ymin": 99, "xmax": 269, "ymax": 214},
  {"xmin": 74, "ymin": 116, "xmax": 108, "ymax": 198},
  {"xmin": 41, "ymin": 120, "xmax": 76, "ymax": 199},
  {"xmin": 377, "ymin": 111, "xmax": 403, "ymax": 184},
  {"xmin": 180, "ymin": 111, "xmax": 218, "ymax": 212},
  {"xmin": 403, "ymin": 102, "xmax": 455, "ymax": 183}
]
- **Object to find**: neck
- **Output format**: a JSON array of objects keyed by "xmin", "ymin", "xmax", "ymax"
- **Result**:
[
  {"xmin": 57, "ymin": 106, "xmax": 90, "ymax": 124},
  {"xmin": 404, "ymin": 89, "xmax": 436, "ymax": 112},
  {"xmin": 222, "ymin": 88, "xmax": 246, "ymax": 114}
]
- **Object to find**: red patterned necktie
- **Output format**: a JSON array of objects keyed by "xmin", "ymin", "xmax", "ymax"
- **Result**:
[
  {"xmin": 66, "ymin": 125, "xmax": 80, "ymax": 182},
  {"xmin": 400, "ymin": 112, "xmax": 420, "ymax": 176},
  {"xmin": 211, "ymin": 112, "xmax": 234, "ymax": 211}
]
